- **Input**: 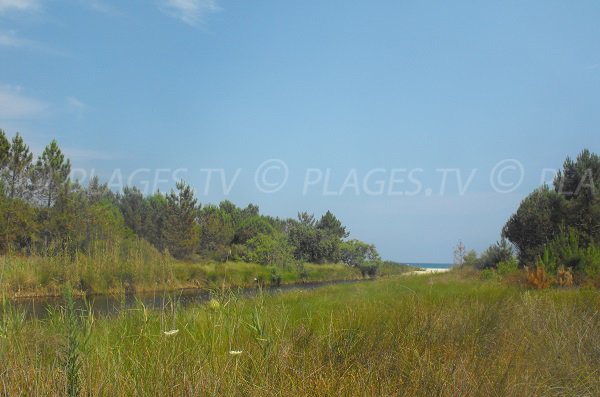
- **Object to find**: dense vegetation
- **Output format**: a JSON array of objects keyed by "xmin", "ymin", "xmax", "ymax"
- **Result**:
[
  {"xmin": 458, "ymin": 149, "xmax": 600, "ymax": 287},
  {"xmin": 0, "ymin": 130, "xmax": 385, "ymax": 295},
  {"xmin": 2, "ymin": 133, "xmax": 598, "ymax": 395},
  {"xmin": 2, "ymin": 271, "xmax": 599, "ymax": 396}
]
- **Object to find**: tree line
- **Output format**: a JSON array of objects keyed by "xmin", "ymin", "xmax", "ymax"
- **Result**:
[
  {"xmin": 502, "ymin": 149, "xmax": 600, "ymax": 280},
  {"xmin": 0, "ymin": 130, "xmax": 381, "ymax": 272},
  {"xmin": 461, "ymin": 149, "xmax": 600, "ymax": 283}
]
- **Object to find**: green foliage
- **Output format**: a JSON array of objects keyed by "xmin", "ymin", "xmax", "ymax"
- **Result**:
[
  {"xmin": 554, "ymin": 149, "xmax": 600, "ymax": 204},
  {"xmin": 502, "ymin": 185, "xmax": 565, "ymax": 264},
  {"xmin": 0, "ymin": 196, "xmax": 38, "ymax": 252},
  {"xmin": 245, "ymin": 233, "xmax": 293, "ymax": 266},
  {"xmin": 479, "ymin": 268, "xmax": 500, "ymax": 281},
  {"xmin": 317, "ymin": 210, "xmax": 349, "ymax": 239},
  {"xmin": 163, "ymin": 181, "xmax": 199, "ymax": 259},
  {"xmin": 3, "ymin": 274, "xmax": 600, "ymax": 395},
  {"xmin": 0, "ymin": 129, "xmax": 9, "ymax": 170},
  {"xmin": 496, "ymin": 257, "xmax": 519, "ymax": 276},
  {"xmin": 198, "ymin": 205, "xmax": 235, "ymax": 259},
  {"xmin": 554, "ymin": 149, "xmax": 600, "ymax": 246},
  {"xmin": 61, "ymin": 284, "xmax": 92, "ymax": 397},
  {"xmin": 340, "ymin": 239, "xmax": 381, "ymax": 277},
  {"xmin": 477, "ymin": 239, "xmax": 514, "ymax": 269},
  {"xmin": 463, "ymin": 249, "xmax": 478, "ymax": 267},
  {"xmin": 143, "ymin": 192, "xmax": 167, "ymax": 251},
  {"xmin": 503, "ymin": 149, "xmax": 600, "ymax": 275},
  {"xmin": 63, "ymin": 284, "xmax": 81, "ymax": 397},
  {"xmin": 119, "ymin": 186, "xmax": 147, "ymax": 235},
  {"xmin": 234, "ymin": 215, "xmax": 274, "ymax": 245},
  {"xmin": 0, "ymin": 131, "xmax": 384, "ymax": 291},
  {"xmin": 537, "ymin": 229, "xmax": 600, "ymax": 279},
  {"xmin": 287, "ymin": 211, "xmax": 349, "ymax": 263},
  {"xmin": 34, "ymin": 139, "xmax": 71, "ymax": 208},
  {"xmin": 85, "ymin": 176, "xmax": 115, "ymax": 205},
  {"xmin": 2, "ymin": 132, "xmax": 33, "ymax": 200}
]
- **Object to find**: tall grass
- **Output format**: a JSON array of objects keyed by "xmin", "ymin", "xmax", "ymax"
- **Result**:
[
  {"xmin": 0, "ymin": 238, "xmax": 389, "ymax": 297},
  {"xmin": 1, "ymin": 271, "xmax": 599, "ymax": 395}
]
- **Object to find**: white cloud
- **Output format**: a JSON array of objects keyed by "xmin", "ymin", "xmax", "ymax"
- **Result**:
[
  {"xmin": 0, "ymin": 30, "xmax": 25, "ymax": 47},
  {"xmin": 0, "ymin": 30, "xmax": 34, "ymax": 48},
  {"xmin": 0, "ymin": 85, "xmax": 47, "ymax": 120},
  {"xmin": 159, "ymin": 0, "xmax": 220, "ymax": 26},
  {"xmin": 67, "ymin": 96, "xmax": 85, "ymax": 110},
  {"xmin": 0, "ymin": 30, "xmax": 62, "ymax": 55},
  {"xmin": 0, "ymin": 0, "xmax": 39, "ymax": 13}
]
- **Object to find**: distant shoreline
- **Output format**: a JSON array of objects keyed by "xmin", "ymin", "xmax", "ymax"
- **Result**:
[
  {"xmin": 407, "ymin": 267, "xmax": 450, "ymax": 275},
  {"xmin": 402, "ymin": 262, "xmax": 453, "ymax": 270}
]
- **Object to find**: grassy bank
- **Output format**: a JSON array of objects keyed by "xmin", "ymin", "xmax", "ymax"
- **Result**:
[
  {"xmin": 0, "ymin": 240, "xmax": 412, "ymax": 298},
  {"xmin": 2, "ymin": 270, "xmax": 599, "ymax": 395}
]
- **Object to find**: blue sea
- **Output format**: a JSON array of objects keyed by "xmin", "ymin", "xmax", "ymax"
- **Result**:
[{"xmin": 404, "ymin": 262, "xmax": 453, "ymax": 269}]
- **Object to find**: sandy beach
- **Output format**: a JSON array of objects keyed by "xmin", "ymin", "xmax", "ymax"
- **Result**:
[{"xmin": 406, "ymin": 267, "xmax": 451, "ymax": 275}]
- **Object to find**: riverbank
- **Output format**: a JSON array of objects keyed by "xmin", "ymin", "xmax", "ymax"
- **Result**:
[
  {"xmin": 10, "ymin": 278, "xmax": 375, "ymax": 319},
  {"xmin": 0, "ymin": 251, "xmax": 414, "ymax": 298}
]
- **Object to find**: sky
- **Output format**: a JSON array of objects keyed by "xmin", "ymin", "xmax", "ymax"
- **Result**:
[{"xmin": 1, "ymin": 0, "xmax": 599, "ymax": 263}]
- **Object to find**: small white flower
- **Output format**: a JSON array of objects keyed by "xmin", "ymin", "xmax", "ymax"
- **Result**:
[
  {"xmin": 163, "ymin": 329, "xmax": 179, "ymax": 336},
  {"xmin": 229, "ymin": 350, "xmax": 243, "ymax": 355}
]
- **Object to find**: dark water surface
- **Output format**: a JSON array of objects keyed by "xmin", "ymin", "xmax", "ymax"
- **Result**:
[{"xmin": 8, "ymin": 279, "xmax": 370, "ymax": 320}]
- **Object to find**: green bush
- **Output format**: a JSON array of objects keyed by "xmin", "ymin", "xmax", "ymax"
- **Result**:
[
  {"xmin": 479, "ymin": 268, "xmax": 500, "ymax": 281},
  {"xmin": 496, "ymin": 257, "xmax": 519, "ymax": 276},
  {"xmin": 539, "ymin": 230, "xmax": 600, "ymax": 281}
]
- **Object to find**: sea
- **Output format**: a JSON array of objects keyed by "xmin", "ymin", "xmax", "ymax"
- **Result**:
[{"xmin": 404, "ymin": 262, "xmax": 453, "ymax": 269}]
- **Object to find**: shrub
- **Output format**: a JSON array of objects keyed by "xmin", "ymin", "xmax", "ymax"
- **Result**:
[
  {"xmin": 477, "ymin": 239, "xmax": 514, "ymax": 269},
  {"xmin": 526, "ymin": 265, "xmax": 553, "ymax": 289},
  {"xmin": 479, "ymin": 268, "xmax": 500, "ymax": 281},
  {"xmin": 556, "ymin": 266, "xmax": 574, "ymax": 287},
  {"xmin": 496, "ymin": 257, "xmax": 519, "ymax": 276}
]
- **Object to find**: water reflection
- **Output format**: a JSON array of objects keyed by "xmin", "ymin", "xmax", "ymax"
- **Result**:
[{"xmin": 8, "ymin": 279, "xmax": 369, "ymax": 320}]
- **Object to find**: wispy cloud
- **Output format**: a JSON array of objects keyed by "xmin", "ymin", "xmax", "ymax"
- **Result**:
[
  {"xmin": 0, "ymin": 30, "xmax": 29, "ymax": 47},
  {"xmin": 0, "ymin": 85, "xmax": 47, "ymax": 120},
  {"xmin": 159, "ymin": 0, "xmax": 220, "ymax": 26},
  {"xmin": 67, "ymin": 96, "xmax": 85, "ymax": 110},
  {"xmin": 81, "ymin": 0, "xmax": 122, "ymax": 16},
  {"xmin": 0, "ymin": 29, "xmax": 43, "ymax": 51},
  {"xmin": 0, "ymin": 0, "xmax": 39, "ymax": 13}
]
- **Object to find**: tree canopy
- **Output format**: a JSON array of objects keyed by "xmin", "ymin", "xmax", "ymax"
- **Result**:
[
  {"xmin": 0, "ymin": 131, "xmax": 380, "ymax": 270},
  {"xmin": 502, "ymin": 149, "xmax": 600, "ymax": 277}
]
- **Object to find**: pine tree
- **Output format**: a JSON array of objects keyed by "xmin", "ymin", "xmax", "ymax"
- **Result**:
[
  {"xmin": 164, "ymin": 181, "xmax": 200, "ymax": 259},
  {"xmin": 144, "ymin": 192, "xmax": 167, "ymax": 251},
  {"xmin": 119, "ymin": 186, "xmax": 147, "ymax": 235},
  {"xmin": 34, "ymin": 140, "xmax": 71, "ymax": 208},
  {"xmin": 3, "ymin": 133, "xmax": 33, "ymax": 201},
  {"xmin": 0, "ymin": 129, "xmax": 9, "ymax": 173}
]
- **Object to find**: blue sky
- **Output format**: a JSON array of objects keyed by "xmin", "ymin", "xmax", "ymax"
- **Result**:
[{"xmin": 1, "ymin": 0, "xmax": 599, "ymax": 262}]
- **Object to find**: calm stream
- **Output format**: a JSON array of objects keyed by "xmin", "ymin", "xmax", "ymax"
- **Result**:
[{"xmin": 7, "ymin": 279, "xmax": 370, "ymax": 320}]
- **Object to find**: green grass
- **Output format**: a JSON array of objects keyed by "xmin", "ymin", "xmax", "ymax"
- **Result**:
[
  {"xmin": 0, "ymin": 241, "xmax": 412, "ymax": 297},
  {"xmin": 1, "ymin": 270, "xmax": 599, "ymax": 395}
]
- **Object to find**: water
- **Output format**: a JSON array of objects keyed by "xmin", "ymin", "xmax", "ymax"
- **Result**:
[
  {"xmin": 404, "ymin": 262, "xmax": 453, "ymax": 269},
  {"xmin": 7, "ymin": 279, "xmax": 371, "ymax": 320}
]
